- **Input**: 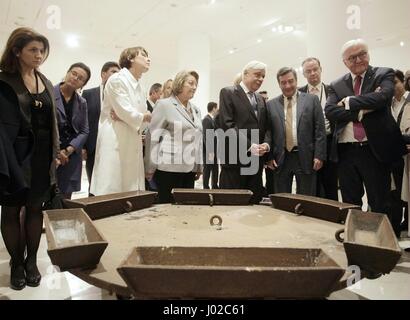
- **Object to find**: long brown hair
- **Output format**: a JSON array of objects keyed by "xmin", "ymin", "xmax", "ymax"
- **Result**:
[{"xmin": 0, "ymin": 27, "xmax": 50, "ymax": 74}]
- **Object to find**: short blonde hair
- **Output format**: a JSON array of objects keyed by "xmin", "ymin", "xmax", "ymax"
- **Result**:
[
  {"xmin": 172, "ymin": 70, "xmax": 199, "ymax": 96},
  {"xmin": 119, "ymin": 46, "xmax": 148, "ymax": 69}
]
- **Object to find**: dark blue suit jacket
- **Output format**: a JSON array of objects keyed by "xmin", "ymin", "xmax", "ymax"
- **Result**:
[{"xmin": 82, "ymin": 86, "xmax": 101, "ymax": 154}]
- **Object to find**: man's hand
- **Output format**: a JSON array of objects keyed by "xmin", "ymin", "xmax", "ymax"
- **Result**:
[
  {"xmin": 250, "ymin": 144, "xmax": 269, "ymax": 157},
  {"xmin": 337, "ymin": 98, "xmax": 345, "ymax": 108},
  {"xmin": 313, "ymin": 158, "xmax": 323, "ymax": 171},
  {"xmin": 266, "ymin": 159, "xmax": 278, "ymax": 170}
]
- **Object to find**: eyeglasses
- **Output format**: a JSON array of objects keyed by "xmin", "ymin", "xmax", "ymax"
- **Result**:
[
  {"xmin": 69, "ymin": 70, "xmax": 86, "ymax": 82},
  {"xmin": 346, "ymin": 51, "xmax": 368, "ymax": 64}
]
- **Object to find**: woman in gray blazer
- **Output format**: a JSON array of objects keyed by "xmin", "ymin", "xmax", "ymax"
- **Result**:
[{"xmin": 145, "ymin": 70, "xmax": 203, "ymax": 203}]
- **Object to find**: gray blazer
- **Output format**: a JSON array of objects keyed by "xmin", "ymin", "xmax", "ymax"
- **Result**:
[
  {"xmin": 266, "ymin": 92, "xmax": 326, "ymax": 173},
  {"xmin": 145, "ymin": 96, "xmax": 203, "ymax": 174}
]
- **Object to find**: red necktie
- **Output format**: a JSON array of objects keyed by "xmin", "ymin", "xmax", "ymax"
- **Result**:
[{"xmin": 353, "ymin": 76, "xmax": 366, "ymax": 142}]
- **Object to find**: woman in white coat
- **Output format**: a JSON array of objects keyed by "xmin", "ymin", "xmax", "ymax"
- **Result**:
[{"xmin": 90, "ymin": 47, "xmax": 152, "ymax": 196}]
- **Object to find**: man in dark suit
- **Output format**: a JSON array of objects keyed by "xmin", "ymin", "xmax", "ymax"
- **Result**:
[
  {"xmin": 267, "ymin": 67, "xmax": 326, "ymax": 196},
  {"xmin": 325, "ymin": 39, "xmax": 407, "ymax": 214},
  {"xmin": 146, "ymin": 83, "xmax": 162, "ymax": 113},
  {"xmin": 202, "ymin": 102, "xmax": 219, "ymax": 189},
  {"xmin": 217, "ymin": 61, "xmax": 272, "ymax": 204},
  {"xmin": 82, "ymin": 61, "xmax": 120, "ymax": 194},
  {"xmin": 300, "ymin": 57, "xmax": 338, "ymax": 201}
]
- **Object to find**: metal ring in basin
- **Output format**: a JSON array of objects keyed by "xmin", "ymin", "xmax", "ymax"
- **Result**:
[
  {"xmin": 123, "ymin": 201, "xmax": 134, "ymax": 213},
  {"xmin": 210, "ymin": 215, "xmax": 223, "ymax": 227},
  {"xmin": 295, "ymin": 203, "xmax": 304, "ymax": 216},
  {"xmin": 335, "ymin": 229, "xmax": 345, "ymax": 243}
]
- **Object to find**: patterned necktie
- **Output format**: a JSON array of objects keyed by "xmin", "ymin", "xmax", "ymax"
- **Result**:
[
  {"xmin": 248, "ymin": 92, "xmax": 258, "ymax": 115},
  {"xmin": 310, "ymin": 86, "xmax": 320, "ymax": 97},
  {"xmin": 285, "ymin": 97, "xmax": 295, "ymax": 152},
  {"xmin": 353, "ymin": 75, "xmax": 366, "ymax": 142}
]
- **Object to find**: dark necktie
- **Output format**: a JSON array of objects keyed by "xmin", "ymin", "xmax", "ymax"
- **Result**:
[
  {"xmin": 248, "ymin": 92, "xmax": 258, "ymax": 115},
  {"xmin": 353, "ymin": 76, "xmax": 366, "ymax": 142}
]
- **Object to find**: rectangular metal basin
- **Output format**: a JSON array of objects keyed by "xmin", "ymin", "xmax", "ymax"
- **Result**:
[
  {"xmin": 270, "ymin": 193, "xmax": 360, "ymax": 224},
  {"xmin": 172, "ymin": 189, "xmax": 253, "ymax": 206},
  {"xmin": 343, "ymin": 209, "xmax": 402, "ymax": 276},
  {"xmin": 64, "ymin": 191, "xmax": 157, "ymax": 220},
  {"xmin": 117, "ymin": 247, "xmax": 345, "ymax": 299},
  {"xmin": 44, "ymin": 209, "xmax": 108, "ymax": 271}
]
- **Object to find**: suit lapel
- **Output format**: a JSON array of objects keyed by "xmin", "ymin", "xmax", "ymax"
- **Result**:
[
  {"xmin": 296, "ymin": 93, "xmax": 305, "ymax": 127},
  {"xmin": 278, "ymin": 96, "xmax": 286, "ymax": 133},
  {"xmin": 343, "ymin": 73, "xmax": 354, "ymax": 96},
  {"xmin": 361, "ymin": 66, "xmax": 375, "ymax": 94},
  {"xmin": 172, "ymin": 96, "xmax": 197, "ymax": 127},
  {"xmin": 53, "ymin": 85, "xmax": 66, "ymax": 121},
  {"xmin": 236, "ymin": 85, "xmax": 258, "ymax": 121}
]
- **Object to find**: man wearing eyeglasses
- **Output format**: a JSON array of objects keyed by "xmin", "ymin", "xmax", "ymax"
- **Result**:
[{"xmin": 325, "ymin": 39, "xmax": 407, "ymax": 215}]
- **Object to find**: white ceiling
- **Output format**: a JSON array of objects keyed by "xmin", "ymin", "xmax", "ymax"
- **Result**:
[{"xmin": 1, "ymin": 0, "xmax": 410, "ymax": 100}]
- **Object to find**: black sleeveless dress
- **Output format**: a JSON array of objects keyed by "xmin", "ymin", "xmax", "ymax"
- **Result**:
[{"xmin": 27, "ymin": 90, "xmax": 53, "ymax": 206}]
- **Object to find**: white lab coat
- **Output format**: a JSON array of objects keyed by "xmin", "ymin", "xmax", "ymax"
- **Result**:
[{"xmin": 90, "ymin": 68, "xmax": 147, "ymax": 196}]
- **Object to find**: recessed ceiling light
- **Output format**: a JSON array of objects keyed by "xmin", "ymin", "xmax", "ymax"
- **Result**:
[
  {"xmin": 285, "ymin": 26, "xmax": 294, "ymax": 32},
  {"xmin": 400, "ymin": 41, "xmax": 405, "ymax": 47},
  {"xmin": 66, "ymin": 35, "xmax": 79, "ymax": 48},
  {"xmin": 257, "ymin": 39, "xmax": 262, "ymax": 43},
  {"xmin": 209, "ymin": 0, "xmax": 216, "ymax": 4},
  {"xmin": 271, "ymin": 27, "xmax": 277, "ymax": 32}
]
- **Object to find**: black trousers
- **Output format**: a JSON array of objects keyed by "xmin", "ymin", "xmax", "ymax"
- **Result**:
[
  {"xmin": 154, "ymin": 170, "xmax": 196, "ymax": 204},
  {"xmin": 264, "ymin": 167, "xmax": 275, "ymax": 196},
  {"xmin": 316, "ymin": 136, "xmax": 339, "ymax": 201},
  {"xmin": 203, "ymin": 163, "xmax": 219, "ymax": 189},
  {"xmin": 274, "ymin": 151, "xmax": 316, "ymax": 196},
  {"xmin": 85, "ymin": 151, "xmax": 95, "ymax": 196},
  {"xmin": 219, "ymin": 165, "xmax": 263, "ymax": 204},
  {"xmin": 338, "ymin": 143, "xmax": 390, "ymax": 214},
  {"xmin": 389, "ymin": 158, "xmax": 408, "ymax": 237}
]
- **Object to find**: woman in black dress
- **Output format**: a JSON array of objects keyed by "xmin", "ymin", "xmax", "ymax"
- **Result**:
[{"xmin": 0, "ymin": 28, "xmax": 59, "ymax": 290}]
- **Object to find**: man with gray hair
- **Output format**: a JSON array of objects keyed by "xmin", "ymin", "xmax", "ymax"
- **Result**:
[
  {"xmin": 217, "ymin": 61, "xmax": 272, "ymax": 204},
  {"xmin": 325, "ymin": 39, "xmax": 407, "ymax": 214}
]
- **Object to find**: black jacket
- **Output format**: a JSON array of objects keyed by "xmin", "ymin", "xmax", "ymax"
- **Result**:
[
  {"xmin": 217, "ymin": 85, "xmax": 271, "ymax": 167},
  {"xmin": 325, "ymin": 66, "xmax": 407, "ymax": 163},
  {"xmin": 0, "ymin": 71, "xmax": 59, "ymax": 206}
]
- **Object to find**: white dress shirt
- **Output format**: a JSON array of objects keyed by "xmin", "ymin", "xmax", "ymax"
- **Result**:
[
  {"xmin": 308, "ymin": 83, "xmax": 331, "ymax": 135},
  {"xmin": 391, "ymin": 91, "xmax": 409, "ymax": 122}
]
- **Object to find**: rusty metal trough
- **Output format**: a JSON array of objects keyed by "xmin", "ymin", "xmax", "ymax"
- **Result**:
[
  {"xmin": 44, "ymin": 209, "xmax": 108, "ymax": 271},
  {"xmin": 117, "ymin": 247, "xmax": 345, "ymax": 299},
  {"xmin": 63, "ymin": 191, "xmax": 157, "ymax": 220}
]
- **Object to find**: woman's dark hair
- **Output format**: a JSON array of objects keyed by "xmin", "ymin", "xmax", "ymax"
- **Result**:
[
  {"xmin": 395, "ymin": 69, "xmax": 405, "ymax": 84},
  {"xmin": 67, "ymin": 62, "xmax": 92, "ymax": 86},
  {"xmin": 0, "ymin": 27, "xmax": 50, "ymax": 73}
]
